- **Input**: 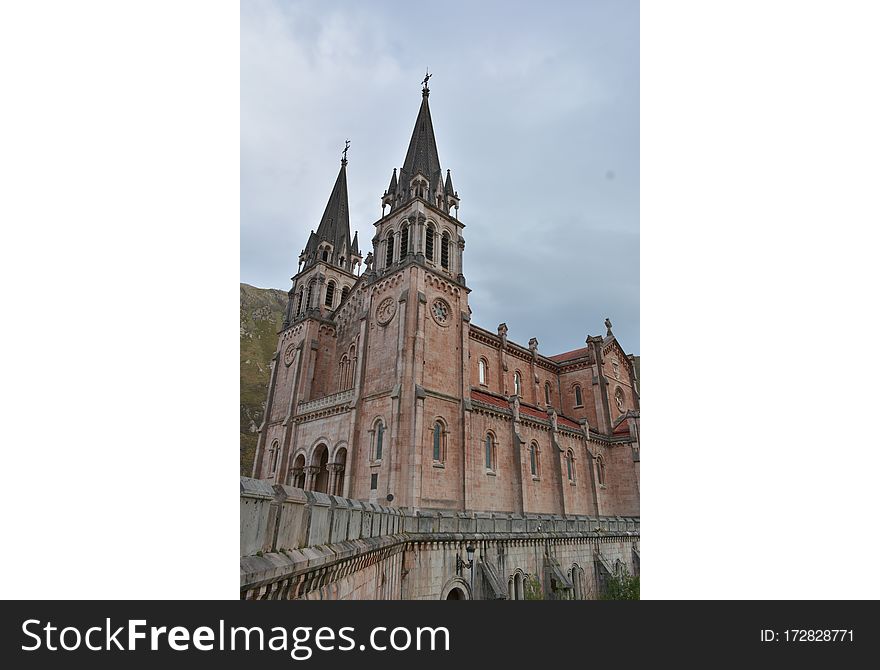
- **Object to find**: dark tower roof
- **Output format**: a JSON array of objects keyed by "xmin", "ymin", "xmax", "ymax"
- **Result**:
[
  {"xmin": 302, "ymin": 157, "xmax": 355, "ymax": 269},
  {"xmin": 384, "ymin": 80, "xmax": 459, "ymax": 214},
  {"xmin": 400, "ymin": 88, "xmax": 442, "ymax": 186},
  {"xmin": 314, "ymin": 159, "xmax": 350, "ymax": 247}
]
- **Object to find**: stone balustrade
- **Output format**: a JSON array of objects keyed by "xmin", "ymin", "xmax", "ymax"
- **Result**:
[
  {"xmin": 295, "ymin": 388, "xmax": 355, "ymax": 415},
  {"xmin": 241, "ymin": 477, "xmax": 640, "ymax": 598},
  {"xmin": 241, "ymin": 476, "xmax": 639, "ymax": 558}
]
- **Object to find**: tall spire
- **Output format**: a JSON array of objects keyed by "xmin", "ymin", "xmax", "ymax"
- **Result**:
[
  {"xmin": 383, "ymin": 73, "xmax": 459, "ymax": 214},
  {"xmin": 301, "ymin": 147, "xmax": 354, "ymax": 270},
  {"xmin": 314, "ymin": 157, "xmax": 349, "ymax": 243},
  {"xmin": 401, "ymin": 83, "xmax": 442, "ymax": 188}
]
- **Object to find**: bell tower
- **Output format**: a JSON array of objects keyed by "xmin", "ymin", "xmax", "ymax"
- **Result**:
[
  {"xmin": 357, "ymin": 75, "xmax": 472, "ymax": 510},
  {"xmin": 372, "ymin": 73, "xmax": 464, "ymax": 284}
]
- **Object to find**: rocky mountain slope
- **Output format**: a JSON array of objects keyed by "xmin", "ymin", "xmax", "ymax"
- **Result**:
[{"xmin": 240, "ymin": 283, "xmax": 288, "ymax": 475}]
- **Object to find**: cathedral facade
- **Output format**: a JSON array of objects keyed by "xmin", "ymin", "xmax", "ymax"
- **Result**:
[{"xmin": 252, "ymin": 82, "xmax": 640, "ymax": 519}]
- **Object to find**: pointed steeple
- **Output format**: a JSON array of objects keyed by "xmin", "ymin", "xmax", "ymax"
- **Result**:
[
  {"xmin": 314, "ymin": 159, "xmax": 349, "ymax": 244},
  {"xmin": 383, "ymin": 75, "xmax": 460, "ymax": 215},
  {"xmin": 387, "ymin": 168, "xmax": 398, "ymax": 193},
  {"xmin": 401, "ymin": 87, "xmax": 442, "ymax": 188},
  {"xmin": 351, "ymin": 230, "xmax": 360, "ymax": 255},
  {"xmin": 302, "ymin": 153, "xmax": 354, "ymax": 270}
]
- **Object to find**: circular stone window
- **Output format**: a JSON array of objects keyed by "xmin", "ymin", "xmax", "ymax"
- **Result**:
[
  {"xmin": 430, "ymin": 298, "xmax": 451, "ymax": 326},
  {"xmin": 283, "ymin": 343, "xmax": 297, "ymax": 366},
  {"xmin": 376, "ymin": 296, "xmax": 397, "ymax": 325}
]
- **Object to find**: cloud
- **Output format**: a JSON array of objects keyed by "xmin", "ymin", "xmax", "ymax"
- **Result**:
[{"xmin": 241, "ymin": 0, "xmax": 639, "ymax": 355}]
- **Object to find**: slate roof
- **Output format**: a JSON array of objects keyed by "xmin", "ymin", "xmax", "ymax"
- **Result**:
[{"xmin": 549, "ymin": 347, "xmax": 591, "ymax": 363}]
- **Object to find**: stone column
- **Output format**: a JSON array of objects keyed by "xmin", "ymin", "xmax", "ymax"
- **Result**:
[
  {"xmin": 415, "ymin": 214, "xmax": 426, "ymax": 262},
  {"xmin": 303, "ymin": 466, "xmax": 318, "ymax": 491}
]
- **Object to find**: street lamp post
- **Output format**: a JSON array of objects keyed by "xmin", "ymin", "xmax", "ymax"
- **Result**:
[{"xmin": 456, "ymin": 544, "xmax": 476, "ymax": 597}]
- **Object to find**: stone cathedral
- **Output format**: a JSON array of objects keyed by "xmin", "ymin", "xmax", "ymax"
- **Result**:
[{"xmin": 252, "ymin": 79, "xmax": 640, "ymax": 520}]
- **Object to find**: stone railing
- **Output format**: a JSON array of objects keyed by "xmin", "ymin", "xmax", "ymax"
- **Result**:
[
  {"xmin": 241, "ymin": 477, "xmax": 638, "ymax": 557},
  {"xmin": 295, "ymin": 388, "xmax": 354, "ymax": 415},
  {"xmin": 240, "ymin": 477, "xmax": 639, "ymax": 596}
]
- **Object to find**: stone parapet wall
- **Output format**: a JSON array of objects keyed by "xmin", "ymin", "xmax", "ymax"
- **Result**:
[
  {"xmin": 240, "ymin": 477, "xmax": 639, "ymax": 600},
  {"xmin": 241, "ymin": 477, "xmax": 638, "ymax": 557}
]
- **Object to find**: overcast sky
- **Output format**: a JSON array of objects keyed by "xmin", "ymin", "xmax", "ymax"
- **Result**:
[{"xmin": 241, "ymin": 0, "xmax": 639, "ymax": 356}]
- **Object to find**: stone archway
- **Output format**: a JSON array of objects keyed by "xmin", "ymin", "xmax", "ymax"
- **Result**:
[
  {"xmin": 439, "ymin": 576, "xmax": 471, "ymax": 600},
  {"xmin": 312, "ymin": 444, "xmax": 330, "ymax": 494},
  {"xmin": 289, "ymin": 453, "xmax": 306, "ymax": 489}
]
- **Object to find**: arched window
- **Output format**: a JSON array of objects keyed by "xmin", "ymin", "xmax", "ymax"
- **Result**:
[
  {"xmin": 596, "ymin": 455, "xmax": 606, "ymax": 486},
  {"xmin": 385, "ymin": 233, "xmax": 395, "ymax": 268},
  {"xmin": 433, "ymin": 420, "xmax": 446, "ymax": 462},
  {"xmin": 321, "ymin": 247, "xmax": 329, "ymax": 262},
  {"xmin": 514, "ymin": 371, "xmax": 522, "ymax": 397},
  {"xmin": 545, "ymin": 382, "xmax": 551, "ymax": 405},
  {"xmin": 305, "ymin": 282, "xmax": 313, "ymax": 310},
  {"xmin": 441, "ymin": 231, "xmax": 450, "ymax": 269},
  {"xmin": 341, "ymin": 285, "xmax": 350, "ymax": 303},
  {"xmin": 566, "ymin": 449, "xmax": 575, "ymax": 483},
  {"xmin": 574, "ymin": 384, "xmax": 583, "ymax": 407},
  {"xmin": 425, "ymin": 224, "xmax": 435, "ymax": 261},
  {"xmin": 529, "ymin": 442, "xmax": 539, "ymax": 478},
  {"xmin": 374, "ymin": 420, "xmax": 384, "ymax": 461},
  {"xmin": 485, "ymin": 433, "xmax": 495, "ymax": 471},
  {"xmin": 400, "ymin": 223, "xmax": 409, "ymax": 258},
  {"xmin": 290, "ymin": 453, "xmax": 306, "ymax": 488},
  {"xmin": 325, "ymin": 281, "xmax": 336, "ymax": 308},
  {"xmin": 296, "ymin": 288, "xmax": 304, "ymax": 314},
  {"xmin": 478, "ymin": 358, "xmax": 487, "ymax": 385},
  {"xmin": 270, "ymin": 440, "xmax": 280, "ymax": 474},
  {"xmin": 339, "ymin": 255, "xmax": 345, "ymax": 267}
]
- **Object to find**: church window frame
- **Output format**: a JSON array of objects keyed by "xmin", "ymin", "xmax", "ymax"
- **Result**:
[
  {"xmin": 441, "ymin": 231, "xmax": 450, "ymax": 269},
  {"xmin": 370, "ymin": 418, "xmax": 386, "ymax": 462},
  {"xmin": 385, "ymin": 232, "xmax": 395, "ymax": 268},
  {"xmin": 514, "ymin": 371, "xmax": 522, "ymax": 397},
  {"xmin": 529, "ymin": 441, "xmax": 540, "ymax": 479},
  {"xmin": 432, "ymin": 419, "xmax": 447, "ymax": 465},
  {"xmin": 573, "ymin": 384, "xmax": 583, "ymax": 408},
  {"xmin": 400, "ymin": 222, "xmax": 410, "ymax": 258},
  {"xmin": 478, "ymin": 358, "xmax": 488, "ymax": 386},
  {"xmin": 340, "ymin": 285, "xmax": 351, "ymax": 303},
  {"xmin": 305, "ymin": 282, "xmax": 313, "ymax": 311},
  {"xmin": 425, "ymin": 223, "xmax": 435, "ymax": 262},
  {"xmin": 545, "ymin": 381, "xmax": 552, "ymax": 405},
  {"xmin": 566, "ymin": 449, "xmax": 576, "ymax": 484},
  {"xmin": 484, "ymin": 432, "xmax": 497, "ymax": 473},
  {"xmin": 325, "ymin": 280, "xmax": 336, "ymax": 308},
  {"xmin": 269, "ymin": 439, "xmax": 280, "ymax": 475}
]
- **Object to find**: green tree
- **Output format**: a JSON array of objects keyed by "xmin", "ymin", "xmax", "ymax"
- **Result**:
[{"xmin": 600, "ymin": 568, "xmax": 640, "ymax": 600}]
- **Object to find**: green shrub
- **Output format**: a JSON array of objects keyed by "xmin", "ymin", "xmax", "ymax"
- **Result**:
[{"xmin": 600, "ymin": 568, "xmax": 639, "ymax": 600}]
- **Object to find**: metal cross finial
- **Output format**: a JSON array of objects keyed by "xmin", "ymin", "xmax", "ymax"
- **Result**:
[
  {"xmin": 342, "ymin": 139, "xmax": 350, "ymax": 161},
  {"xmin": 422, "ymin": 68, "xmax": 432, "ymax": 90}
]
